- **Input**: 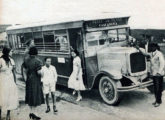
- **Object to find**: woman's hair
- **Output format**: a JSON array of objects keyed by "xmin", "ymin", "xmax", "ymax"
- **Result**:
[
  {"xmin": 29, "ymin": 46, "xmax": 38, "ymax": 55},
  {"xmin": 1, "ymin": 46, "xmax": 11, "ymax": 64}
]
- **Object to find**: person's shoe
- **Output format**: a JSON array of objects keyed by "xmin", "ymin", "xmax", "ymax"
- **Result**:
[
  {"xmin": 53, "ymin": 105, "xmax": 58, "ymax": 113},
  {"xmin": 45, "ymin": 106, "xmax": 50, "ymax": 113},
  {"xmin": 154, "ymin": 103, "xmax": 160, "ymax": 107},
  {"xmin": 31, "ymin": 113, "xmax": 41, "ymax": 120},
  {"xmin": 152, "ymin": 102, "xmax": 156, "ymax": 105},
  {"xmin": 76, "ymin": 96, "xmax": 82, "ymax": 102},
  {"xmin": 72, "ymin": 90, "xmax": 76, "ymax": 95}
]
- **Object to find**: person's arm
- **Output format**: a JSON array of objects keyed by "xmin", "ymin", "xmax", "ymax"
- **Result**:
[
  {"xmin": 53, "ymin": 67, "xmax": 58, "ymax": 82},
  {"xmin": 157, "ymin": 52, "xmax": 165, "ymax": 75},
  {"xmin": 76, "ymin": 58, "xmax": 81, "ymax": 80},
  {"xmin": 37, "ymin": 69, "xmax": 42, "ymax": 76},
  {"xmin": 135, "ymin": 45, "xmax": 151, "ymax": 57},
  {"xmin": 12, "ymin": 65, "xmax": 16, "ymax": 83}
]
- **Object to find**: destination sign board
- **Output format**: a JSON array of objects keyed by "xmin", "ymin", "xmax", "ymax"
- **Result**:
[{"xmin": 85, "ymin": 17, "xmax": 129, "ymax": 29}]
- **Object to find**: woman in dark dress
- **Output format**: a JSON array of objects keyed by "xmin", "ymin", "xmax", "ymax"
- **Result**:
[{"xmin": 23, "ymin": 47, "xmax": 44, "ymax": 119}]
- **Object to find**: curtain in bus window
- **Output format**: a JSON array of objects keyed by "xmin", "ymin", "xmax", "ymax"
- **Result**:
[
  {"xmin": 43, "ymin": 31, "xmax": 55, "ymax": 52},
  {"xmin": 118, "ymin": 28, "xmax": 127, "ymax": 41},
  {"xmin": 33, "ymin": 32, "xmax": 44, "ymax": 50},
  {"xmin": 108, "ymin": 30, "xmax": 118, "ymax": 42}
]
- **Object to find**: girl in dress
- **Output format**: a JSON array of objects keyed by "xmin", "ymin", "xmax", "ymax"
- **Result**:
[
  {"xmin": 0, "ymin": 47, "xmax": 19, "ymax": 120},
  {"xmin": 68, "ymin": 49, "xmax": 85, "ymax": 101}
]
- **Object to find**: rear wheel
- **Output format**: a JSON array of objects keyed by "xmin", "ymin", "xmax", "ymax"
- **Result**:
[{"xmin": 99, "ymin": 76, "xmax": 121, "ymax": 105}]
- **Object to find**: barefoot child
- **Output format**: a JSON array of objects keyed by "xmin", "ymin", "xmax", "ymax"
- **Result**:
[{"xmin": 41, "ymin": 57, "xmax": 58, "ymax": 113}]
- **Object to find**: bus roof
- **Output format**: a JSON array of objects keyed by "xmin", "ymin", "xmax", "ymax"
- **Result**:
[{"xmin": 7, "ymin": 14, "xmax": 130, "ymax": 31}]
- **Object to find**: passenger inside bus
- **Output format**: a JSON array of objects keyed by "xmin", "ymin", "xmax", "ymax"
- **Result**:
[{"xmin": 55, "ymin": 36, "xmax": 68, "ymax": 51}]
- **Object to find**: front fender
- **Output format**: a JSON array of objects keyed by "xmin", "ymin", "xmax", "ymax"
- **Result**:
[
  {"xmin": 99, "ymin": 67, "xmax": 122, "ymax": 80},
  {"xmin": 90, "ymin": 68, "xmax": 122, "ymax": 89}
]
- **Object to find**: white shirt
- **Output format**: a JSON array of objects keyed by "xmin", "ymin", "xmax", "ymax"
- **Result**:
[
  {"xmin": 150, "ymin": 50, "xmax": 165, "ymax": 76},
  {"xmin": 41, "ymin": 65, "xmax": 58, "ymax": 84}
]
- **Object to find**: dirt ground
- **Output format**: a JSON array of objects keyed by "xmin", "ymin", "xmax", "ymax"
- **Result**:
[{"xmin": 6, "ymin": 77, "xmax": 164, "ymax": 120}]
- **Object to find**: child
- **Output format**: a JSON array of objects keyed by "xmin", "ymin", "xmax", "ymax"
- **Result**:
[{"xmin": 41, "ymin": 57, "xmax": 58, "ymax": 113}]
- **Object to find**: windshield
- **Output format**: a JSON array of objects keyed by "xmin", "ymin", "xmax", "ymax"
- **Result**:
[{"xmin": 86, "ymin": 28, "xmax": 128, "ymax": 47}]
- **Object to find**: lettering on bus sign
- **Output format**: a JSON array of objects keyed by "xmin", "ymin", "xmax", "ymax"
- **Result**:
[{"xmin": 85, "ymin": 17, "xmax": 129, "ymax": 29}]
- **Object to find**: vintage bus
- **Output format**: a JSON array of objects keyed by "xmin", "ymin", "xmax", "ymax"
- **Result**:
[{"xmin": 6, "ymin": 15, "xmax": 153, "ymax": 105}]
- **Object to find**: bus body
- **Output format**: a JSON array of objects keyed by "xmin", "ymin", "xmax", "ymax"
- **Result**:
[{"xmin": 6, "ymin": 15, "xmax": 152, "ymax": 105}]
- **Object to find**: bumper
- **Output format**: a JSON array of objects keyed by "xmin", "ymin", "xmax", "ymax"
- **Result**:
[{"xmin": 117, "ymin": 80, "xmax": 153, "ymax": 92}]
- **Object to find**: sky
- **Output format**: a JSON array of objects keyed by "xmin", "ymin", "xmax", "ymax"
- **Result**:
[{"xmin": 1, "ymin": 0, "xmax": 165, "ymax": 29}]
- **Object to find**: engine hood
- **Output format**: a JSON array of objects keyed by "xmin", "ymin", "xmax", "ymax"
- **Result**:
[
  {"xmin": 96, "ymin": 46, "xmax": 141, "ymax": 79},
  {"xmin": 97, "ymin": 46, "xmax": 138, "ymax": 55}
]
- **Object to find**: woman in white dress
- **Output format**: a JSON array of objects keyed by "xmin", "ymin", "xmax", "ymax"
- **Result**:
[
  {"xmin": 0, "ymin": 47, "xmax": 19, "ymax": 120},
  {"xmin": 68, "ymin": 49, "xmax": 85, "ymax": 101}
]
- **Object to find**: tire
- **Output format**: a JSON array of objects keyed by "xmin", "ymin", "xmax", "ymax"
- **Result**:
[
  {"xmin": 99, "ymin": 76, "xmax": 121, "ymax": 105},
  {"xmin": 147, "ymin": 85, "xmax": 154, "ymax": 94}
]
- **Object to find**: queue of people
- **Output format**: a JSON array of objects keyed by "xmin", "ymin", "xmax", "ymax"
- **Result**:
[
  {"xmin": 0, "ymin": 36, "xmax": 164, "ymax": 119},
  {"xmin": 0, "ymin": 44, "xmax": 85, "ymax": 120}
]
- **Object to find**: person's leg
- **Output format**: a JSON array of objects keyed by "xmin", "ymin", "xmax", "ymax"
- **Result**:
[
  {"xmin": 31, "ymin": 106, "xmax": 41, "ymax": 119},
  {"xmin": 157, "ymin": 76, "xmax": 163, "ymax": 104},
  {"xmin": 154, "ymin": 76, "xmax": 162, "ymax": 107},
  {"xmin": 51, "ymin": 92, "xmax": 55, "ymax": 106},
  {"xmin": 51, "ymin": 92, "xmax": 58, "ymax": 113},
  {"xmin": 6, "ymin": 110, "xmax": 10, "ymax": 120},
  {"xmin": 72, "ymin": 90, "xmax": 76, "ymax": 95},
  {"xmin": 0, "ymin": 107, "xmax": 1, "ymax": 120},
  {"xmin": 76, "ymin": 91, "xmax": 82, "ymax": 101},
  {"xmin": 153, "ymin": 77, "xmax": 157, "ymax": 104},
  {"xmin": 45, "ymin": 94, "xmax": 50, "ymax": 113}
]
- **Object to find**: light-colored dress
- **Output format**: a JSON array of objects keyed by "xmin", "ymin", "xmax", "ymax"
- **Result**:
[
  {"xmin": 0, "ymin": 58, "xmax": 19, "ymax": 110},
  {"xmin": 68, "ymin": 56, "xmax": 85, "ymax": 91}
]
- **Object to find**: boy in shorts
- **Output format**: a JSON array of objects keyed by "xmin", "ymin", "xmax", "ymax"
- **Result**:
[{"xmin": 41, "ymin": 57, "xmax": 58, "ymax": 113}]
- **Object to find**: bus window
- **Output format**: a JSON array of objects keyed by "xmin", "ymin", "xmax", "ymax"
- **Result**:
[
  {"xmin": 86, "ymin": 31, "xmax": 101, "ymax": 47},
  {"xmin": 99, "ymin": 31, "xmax": 108, "ymax": 45},
  {"xmin": 54, "ymin": 36, "xmax": 68, "ymax": 51},
  {"xmin": 108, "ymin": 29, "xmax": 118, "ymax": 42},
  {"xmin": 8, "ymin": 34, "xmax": 13, "ymax": 48},
  {"xmin": 17, "ymin": 33, "xmax": 25, "ymax": 49},
  {"xmin": 43, "ymin": 31, "xmax": 55, "ymax": 52},
  {"xmin": 24, "ymin": 33, "xmax": 33, "ymax": 44},
  {"xmin": 88, "ymin": 40, "xmax": 98, "ymax": 46},
  {"xmin": 54, "ymin": 30, "xmax": 69, "ymax": 52},
  {"xmin": 118, "ymin": 28, "xmax": 127, "ymax": 41},
  {"xmin": 33, "ymin": 32, "xmax": 44, "ymax": 50}
]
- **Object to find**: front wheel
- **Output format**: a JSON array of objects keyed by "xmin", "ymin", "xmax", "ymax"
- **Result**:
[{"xmin": 99, "ymin": 76, "xmax": 121, "ymax": 105}]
